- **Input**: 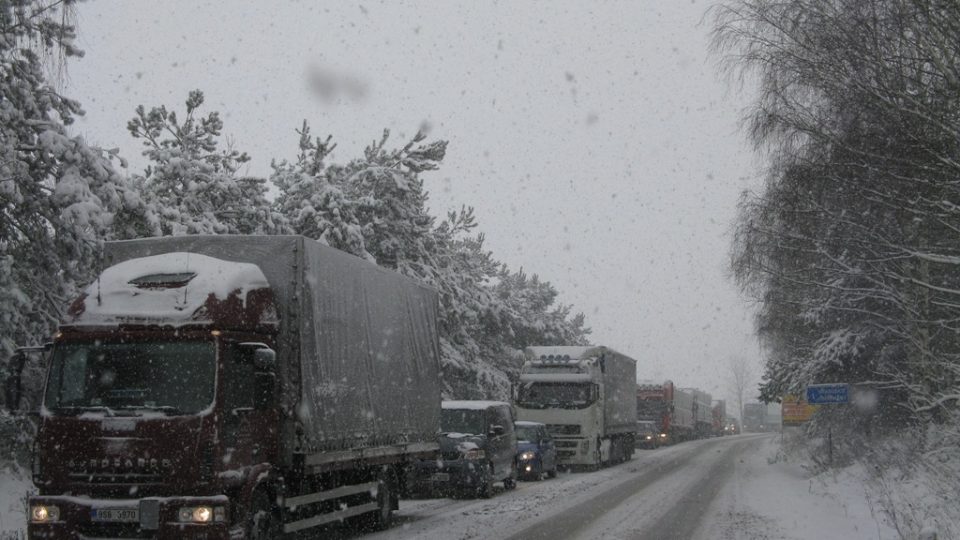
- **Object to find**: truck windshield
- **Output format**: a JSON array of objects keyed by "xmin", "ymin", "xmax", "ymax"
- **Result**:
[
  {"xmin": 440, "ymin": 409, "xmax": 485, "ymax": 435},
  {"xmin": 637, "ymin": 400, "xmax": 668, "ymax": 419},
  {"xmin": 43, "ymin": 340, "xmax": 216, "ymax": 415},
  {"xmin": 517, "ymin": 382, "xmax": 597, "ymax": 409}
]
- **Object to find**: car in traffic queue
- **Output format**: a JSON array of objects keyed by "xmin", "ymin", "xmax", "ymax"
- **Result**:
[
  {"xmin": 515, "ymin": 420, "xmax": 558, "ymax": 480},
  {"xmin": 410, "ymin": 401, "xmax": 518, "ymax": 498},
  {"xmin": 636, "ymin": 420, "xmax": 661, "ymax": 449}
]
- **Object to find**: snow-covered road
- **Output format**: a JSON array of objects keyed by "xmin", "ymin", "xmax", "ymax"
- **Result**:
[{"xmin": 317, "ymin": 432, "xmax": 894, "ymax": 540}]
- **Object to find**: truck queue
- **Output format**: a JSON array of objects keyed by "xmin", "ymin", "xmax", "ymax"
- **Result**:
[{"xmin": 2, "ymin": 235, "xmax": 731, "ymax": 539}]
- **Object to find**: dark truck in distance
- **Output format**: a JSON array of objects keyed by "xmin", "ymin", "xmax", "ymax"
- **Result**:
[{"xmin": 7, "ymin": 235, "xmax": 442, "ymax": 539}]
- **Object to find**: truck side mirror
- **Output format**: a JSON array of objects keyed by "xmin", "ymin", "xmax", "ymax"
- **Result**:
[
  {"xmin": 253, "ymin": 348, "xmax": 276, "ymax": 372},
  {"xmin": 3, "ymin": 350, "xmax": 27, "ymax": 413},
  {"xmin": 4, "ymin": 373, "xmax": 21, "ymax": 413}
]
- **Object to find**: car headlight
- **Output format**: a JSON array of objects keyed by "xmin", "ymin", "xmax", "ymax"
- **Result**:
[
  {"xmin": 520, "ymin": 451, "xmax": 536, "ymax": 461},
  {"xmin": 178, "ymin": 506, "xmax": 226, "ymax": 523},
  {"xmin": 461, "ymin": 448, "xmax": 485, "ymax": 460},
  {"xmin": 30, "ymin": 505, "xmax": 60, "ymax": 523}
]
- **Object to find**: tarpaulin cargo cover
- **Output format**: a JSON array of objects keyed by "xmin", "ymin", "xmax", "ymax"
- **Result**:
[{"xmin": 103, "ymin": 235, "xmax": 442, "ymax": 466}]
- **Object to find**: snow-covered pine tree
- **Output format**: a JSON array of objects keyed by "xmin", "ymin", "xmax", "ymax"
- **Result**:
[
  {"xmin": 272, "ymin": 122, "xmax": 589, "ymax": 398},
  {"xmin": 128, "ymin": 90, "xmax": 285, "ymax": 237},
  {"xmin": 0, "ymin": 0, "xmax": 148, "ymax": 358},
  {"xmin": 271, "ymin": 121, "xmax": 371, "ymax": 259}
]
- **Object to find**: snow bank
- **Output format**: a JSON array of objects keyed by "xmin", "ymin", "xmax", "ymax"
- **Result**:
[
  {"xmin": 697, "ymin": 435, "xmax": 898, "ymax": 539},
  {"xmin": 70, "ymin": 252, "xmax": 270, "ymax": 326},
  {"xmin": 0, "ymin": 466, "xmax": 32, "ymax": 537}
]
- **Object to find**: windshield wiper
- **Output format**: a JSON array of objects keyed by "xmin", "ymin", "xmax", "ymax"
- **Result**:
[{"xmin": 53, "ymin": 405, "xmax": 119, "ymax": 417}]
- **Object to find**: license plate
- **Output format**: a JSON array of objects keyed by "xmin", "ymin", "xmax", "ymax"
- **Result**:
[
  {"xmin": 430, "ymin": 473, "xmax": 450, "ymax": 482},
  {"xmin": 91, "ymin": 508, "xmax": 139, "ymax": 522}
]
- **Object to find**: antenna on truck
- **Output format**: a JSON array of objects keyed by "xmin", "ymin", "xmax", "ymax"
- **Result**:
[
  {"xmin": 183, "ymin": 252, "xmax": 190, "ymax": 305},
  {"xmin": 96, "ymin": 248, "xmax": 103, "ymax": 306}
]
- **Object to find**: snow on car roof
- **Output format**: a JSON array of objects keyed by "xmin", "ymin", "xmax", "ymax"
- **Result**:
[
  {"xmin": 515, "ymin": 420, "xmax": 545, "ymax": 427},
  {"xmin": 71, "ymin": 252, "xmax": 270, "ymax": 326},
  {"xmin": 442, "ymin": 400, "xmax": 510, "ymax": 410}
]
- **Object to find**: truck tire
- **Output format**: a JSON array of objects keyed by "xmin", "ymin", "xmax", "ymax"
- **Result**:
[
  {"xmin": 247, "ymin": 489, "xmax": 280, "ymax": 540},
  {"xmin": 368, "ymin": 472, "xmax": 395, "ymax": 531},
  {"xmin": 546, "ymin": 465, "xmax": 558, "ymax": 479}
]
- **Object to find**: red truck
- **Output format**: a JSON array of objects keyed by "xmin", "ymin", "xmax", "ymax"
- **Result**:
[
  {"xmin": 637, "ymin": 380, "xmax": 687, "ymax": 444},
  {"xmin": 636, "ymin": 381, "xmax": 715, "ymax": 444},
  {"xmin": 5, "ymin": 235, "xmax": 442, "ymax": 539}
]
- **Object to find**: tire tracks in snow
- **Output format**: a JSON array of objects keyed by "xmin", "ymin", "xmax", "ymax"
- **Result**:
[{"xmin": 504, "ymin": 435, "xmax": 766, "ymax": 540}]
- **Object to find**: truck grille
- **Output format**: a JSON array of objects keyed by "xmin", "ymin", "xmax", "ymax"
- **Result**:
[
  {"xmin": 546, "ymin": 424, "xmax": 581, "ymax": 436},
  {"xmin": 554, "ymin": 440, "xmax": 580, "ymax": 448},
  {"xmin": 69, "ymin": 472, "xmax": 165, "ymax": 486},
  {"xmin": 557, "ymin": 450, "xmax": 577, "ymax": 459}
]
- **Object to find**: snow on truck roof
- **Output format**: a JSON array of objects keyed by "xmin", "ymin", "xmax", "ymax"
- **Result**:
[
  {"xmin": 525, "ymin": 346, "xmax": 598, "ymax": 359},
  {"xmin": 69, "ymin": 252, "xmax": 272, "ymax": 326},
  {"xmin": 442, "ymin": 400, "xmax": 510, "ymax": 410},
  {"xmin": 524, "ymin": 345, "xmax": 631, "ymax": 360}
]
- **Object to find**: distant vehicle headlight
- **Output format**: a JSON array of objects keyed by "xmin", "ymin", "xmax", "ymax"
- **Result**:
[
  {"xmin": 645, "ymin": 435, "xmax": 653, "ymax": 440},
  {"xmin": 30, "ymin": 505, "xmax": 59, "ymax": 523},
  {"xmin": 659, "ymin": 433, "xmax": 667, "ymax": 438},
  {"xmin": 520, "ymin": 451, "xmax": 536, "ymax": 461}
]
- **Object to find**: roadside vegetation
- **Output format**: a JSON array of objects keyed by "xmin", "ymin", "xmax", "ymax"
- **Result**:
[{"xmin": 715, "ymin": 0, "xmax": 960, "ymax": 536}]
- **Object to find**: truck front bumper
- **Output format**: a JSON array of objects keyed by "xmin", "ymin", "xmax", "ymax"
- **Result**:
[
  {"xmin": 27, "ymin": 494, "xmax": 232, "ymax": 540},
  {"xmin": 554, "ymin": 437, "xmax": 596, "ymax": 466},
  {"xmin": 409, "ymin": 458, "xmax": 489, "ymax": 493}
]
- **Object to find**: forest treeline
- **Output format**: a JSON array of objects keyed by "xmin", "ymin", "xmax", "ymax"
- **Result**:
[
  {"xmin": 716, "ymin": 0, "xmax": 960, "ymax": 533},
  {"xmin": 0, "ymin": 0, "xmax": 588, "ymax": 399}
]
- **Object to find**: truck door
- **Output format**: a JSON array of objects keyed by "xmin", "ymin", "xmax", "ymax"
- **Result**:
[
  {"xmin": 487, "ymin": 405, "xmax": 515, "ymax": 479},
  {"xmin": 221, "ymin": 343, "xmax": 277, "ymax": 469}
]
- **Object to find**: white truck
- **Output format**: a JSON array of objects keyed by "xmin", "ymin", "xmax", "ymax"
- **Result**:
[{"xmin": 515, "ymin": 346, "xmax": 637, "ymax": 469}]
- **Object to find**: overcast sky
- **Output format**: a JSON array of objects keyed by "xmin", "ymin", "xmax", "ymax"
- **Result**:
[{"xmin": 65, "ymin": 0, "xmax": 763, "ymax": 404}]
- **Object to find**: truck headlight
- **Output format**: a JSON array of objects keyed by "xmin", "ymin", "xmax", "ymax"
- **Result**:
[
  {"xmin": 645, "ymin": 435, "xmax": 653, "ymax": 440},
  {"xmin": 31, "ymin": 505, "xmax": 60, "ymax": 523},
  {"xmin": 520, "ymin": 451, "xmax": 536, "ymax": 461},
  {"xmin": 178, "ymin": 506, "xmax": 225, "ymax": 523}
]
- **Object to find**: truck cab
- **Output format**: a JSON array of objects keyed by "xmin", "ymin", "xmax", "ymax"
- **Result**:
[
  {"xmin": 515, "ymin": 346, "xmax": 636, "ymax": 469},
  {"xmin": 23, "ymin": 252, "xmax": 282, "ymax": 539}
]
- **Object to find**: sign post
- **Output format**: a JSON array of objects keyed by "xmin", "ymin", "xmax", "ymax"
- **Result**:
[{"xmin": 805, "ymin": 383, "xmax": 850, "ymax": 464}]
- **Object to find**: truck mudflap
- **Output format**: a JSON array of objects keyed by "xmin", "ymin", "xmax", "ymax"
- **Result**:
[{"xmin": 27, "ymin": 494, "xmax": 231, "ymax": 540}]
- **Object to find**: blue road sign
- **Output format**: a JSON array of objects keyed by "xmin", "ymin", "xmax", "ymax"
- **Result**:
[{"xmin": 806, "ymin": 383, "xmax": 849, "ymax": 404}]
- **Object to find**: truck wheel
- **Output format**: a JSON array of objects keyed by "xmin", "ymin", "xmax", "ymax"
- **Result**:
[
  {"xmin": 368, "ymin": 472, "xmax": 395, "ymax": 531},
  {"xmin": 247, "ymin": 489, "xmax": 280, "ymax": 540},
  {"xmin": 546, "ymin": 466, "xmax": 558, "ymax": 479}
]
